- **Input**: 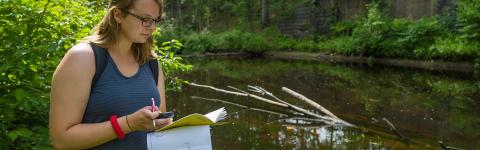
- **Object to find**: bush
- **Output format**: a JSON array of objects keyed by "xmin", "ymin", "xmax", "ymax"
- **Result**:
[
  {"xmin": 181, "ymin": 28, "xmax": 276, "ymax": 53},
  {"xmin": 181, "ymin": 29, "xmax": 218, "ymax": 53},
  {"xmin": 457, "ymin": 0, "xmax": 480, "ymax": 42},
  {"xmin": 321, "ymin": 36, "xmax": 359, "ymax": 55},
  {"xmin": 331, "ymin": 20, "xmax": 359, "ymax": 36},
  {"xmin": 351, "ymin": 0, "xmax": 388, "ymax": 56},
  {"xmin": 415, "ymin": 37, "xmax": 480, "ymax": 61},
  {"xmin": 0, "ymin": 1, "xmax": 191, "ymax": 148},
  {"xmin": 0, "ymin": 0, "xmax": 103, "ymax": 148},
  {"xmin": 341, "ymin": 1, "xmax": 450, "ymax": 59},
  {"xmin": 292, "ymin": 39, "xmax": 317, "ymax": 52},
  {"xmin": 155, "ymin": 39, "xmax": 192, "ymax": 91},
  {"xmin": 166, "ymin": 0, "xmax": 480, "ymax": 64},
  {"xmin": 383, "ymin": 18, "xmax": 445, "ymax": 58}
]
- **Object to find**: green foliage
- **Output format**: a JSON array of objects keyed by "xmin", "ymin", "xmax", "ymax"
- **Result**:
[
  {"xmin": 416, "ymin": 36, "xmax": 480, "ymax": 60},
  {"xmin": 178, "ymin": 28, "xmax": 272, "ymax": 54},
  {"xmin": 382, "ymin": 18, "xmax": 444, "ymax": 58},
  {"xmin": 157, "ymin": 0, "xmax": 480, "ymax": 67},
  {"xmin": 320, "ymin": 36, "xmax": 359, "ymax": 55},
  {"xmin": 321, "ymin": 1, "xmax": 427, "ymax": 57},
  {"xmin": 0, "ymin": 0, "xmax": 190, "ymax": 148},
  {"xmin": 0, "ymin": 0, "xmax": 103, "ymax": 148},
  {"xmin": 342, "ymin": 0, "xmax": 480, "ymax": 62},
  {"xmin": 176, "ymin": 27, "xmax": 318, "ymax": 54},
  {"xmin": 167, "ymin": 0, "xmax": 312, "ymax": 31},
  {"xmin": 214, "ymin": 29, "xmax": 270, "ymax": 53},
  {"xmin": 409, "ymin": 0, "xmax": 480, "ymax": 62},
  {"xmin": 457, "ymin": 0, "xmax": 480, "ymax": 42},
  {"xmin": 331, "ymin": 21, "xmax": 358, "ymax": 36},
  {"xmin": 320, "ymin": 0, "xmax": 476, "ymax": 61},
  {"xmin": 182, "ymin": 30, "xmax": 216, "ymax": 53},
  {"xmin": 351, "ymin": 0, "xmax": 388, "ymax": 56},
  {"xmin": 154, "ymin": 38, "xmax": 193, "ymax": 91},
  {"xmin": 269, "ymin": 0, "xmax": 312, "ymax": 19},
  {"xmin": 292, "ymin": 40, "xmax": 317, "ymax": 52}
]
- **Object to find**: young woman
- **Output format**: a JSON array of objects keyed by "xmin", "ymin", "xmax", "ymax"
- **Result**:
[{"xmin": 49, "ymin": 0, "xmax": 172, "ymax": 149}]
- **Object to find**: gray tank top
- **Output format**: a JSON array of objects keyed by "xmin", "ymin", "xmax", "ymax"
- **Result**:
[{"xmin": 82, "ymin": 51, "xmax": 160, "ymax": 150}]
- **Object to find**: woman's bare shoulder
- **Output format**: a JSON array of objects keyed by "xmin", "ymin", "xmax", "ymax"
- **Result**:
[
  {"xmin": 67, "ymin": 43, "xmax": 94, "ymax": 57},
  {"xmin": 54, "ymin": 43, "xmax": 95, "ymax": 79}
]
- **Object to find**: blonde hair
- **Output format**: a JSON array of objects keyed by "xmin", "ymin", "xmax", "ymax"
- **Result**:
[{"xmin": 87, "ymin": 0, "xmax": 163, "ymax": 64}]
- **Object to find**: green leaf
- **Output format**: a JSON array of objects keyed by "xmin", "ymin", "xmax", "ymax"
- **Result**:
[
  {"xmin": 8, "ymin": 128, "xmax": 32, "ymax": 141},
  {"xmin": 29, "ymin": 64, "xmax": 38, "ymax": 72},
  {"xmin": 14, "ymin": 88, "xmax": 28, "ymax": 101}
]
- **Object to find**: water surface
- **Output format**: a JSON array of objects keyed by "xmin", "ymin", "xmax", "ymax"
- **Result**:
[{"xmin": 167, "ymin": 57, "xmax": 480, "ymax": 149}]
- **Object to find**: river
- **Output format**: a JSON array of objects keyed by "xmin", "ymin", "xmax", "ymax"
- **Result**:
[{"xmin": 167, "ymin": 56, "xmax": 480, "ymax": 149}]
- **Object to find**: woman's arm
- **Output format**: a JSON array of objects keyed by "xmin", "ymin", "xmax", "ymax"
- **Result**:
[{"xmin": 156, "ymin": 61, "xmax": 167, "ymax": 112}]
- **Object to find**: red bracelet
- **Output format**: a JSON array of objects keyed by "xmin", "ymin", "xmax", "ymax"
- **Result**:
[{"xmin": 109, "ymin": 115, "xmax": 125, "ymax": 140}]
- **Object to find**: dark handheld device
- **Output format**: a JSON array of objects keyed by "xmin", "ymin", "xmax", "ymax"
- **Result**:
[{"xmin": 156, "ymin": 112, "xmax": 174, "ymax": 119}]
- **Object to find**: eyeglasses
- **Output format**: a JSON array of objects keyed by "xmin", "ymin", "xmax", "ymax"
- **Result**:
[{"xmin": 122, "ymin": 9, "xmax": 161, "ymax": 27}]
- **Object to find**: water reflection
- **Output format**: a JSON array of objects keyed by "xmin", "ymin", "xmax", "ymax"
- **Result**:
[{"xmin": 167, "ymin": 57, "xmax": 480, "ymax": 149}]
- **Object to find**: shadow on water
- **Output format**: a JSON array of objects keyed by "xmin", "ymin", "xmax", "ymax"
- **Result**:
[{"xmin": 167, "ymin": 56, "xmax": 480, "ymax": 150}]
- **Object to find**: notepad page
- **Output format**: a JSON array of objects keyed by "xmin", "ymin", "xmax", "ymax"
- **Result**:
[{"xmin": 204, "ymin": 107, "xmax": 226, "ymax": 122}]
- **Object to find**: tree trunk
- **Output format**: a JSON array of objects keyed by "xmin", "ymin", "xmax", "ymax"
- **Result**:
[
  {"xmin": 176, "ymin": 0, "xmax": 181, "ymax": 23},
  {"xmin": 246, "ymin": 0, "xmax": 254, "ymax": 32},
  {"xmin": 261, "ymin": 0, "xmax": 269, "ymax": 27}
]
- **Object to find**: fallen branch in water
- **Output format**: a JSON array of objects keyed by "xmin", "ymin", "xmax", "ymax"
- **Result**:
[
  {"xmin": 190, "ymin": 96, "xmax": 290, "ymax": 117},
  {"xmin": 438, "ymin": 141, "xmax": 464, "ymax": 150},
  {"xmin": 281, "ymin": 122, "xmax": 332, "ymax": 129},
  {"xmin": 282, "ymin": 87, "xmax": 355, "ymax": 127},
  {"xmin": 228, "ymin": 85, "xmax": 340, "ymax": 124},
  {"xmin": 189, "ymin": 83, "xmax": 288, "ymax": 108},
  {"xmin": 280, "ymin": 117, "xmax": 334, "ymax": 128},
  {"xmin": 382, "ymin": 117, "xmax": 408, "ymax": 142},
  {"xmin": 189, "ymin": 82, "xmax": 355, "ymax": 127},
  {"xmin": 191, "ymin": 96, "xmax": 334, "ymax": 126},
  {"xmin": 247, "ymin": 85, "xmax": 290, "ymax": 105},
  {"xmin": 281, "ymin": 117, "xmax": 335, "ymax": 126},
  {"xmin": 282, "ymin": 87, "xmax": 338, "ymax": 119}
]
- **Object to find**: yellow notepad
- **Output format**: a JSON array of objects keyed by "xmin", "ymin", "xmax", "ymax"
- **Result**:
[{"xmin": 156, "ymin": 107, "xmax": 227, "ymax": 131}]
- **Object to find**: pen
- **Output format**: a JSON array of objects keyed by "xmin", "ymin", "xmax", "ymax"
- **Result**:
[{"xmin": 151, "ymin": 98, "xmax": 155, "ymax": 128}]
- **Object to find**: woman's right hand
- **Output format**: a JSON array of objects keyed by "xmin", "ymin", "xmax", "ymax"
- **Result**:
[{"xmin": 127, "ymin": 106, "xmax": 173, "ymax": 131}]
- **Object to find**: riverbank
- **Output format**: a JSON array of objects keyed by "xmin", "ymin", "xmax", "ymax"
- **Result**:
[
  {"xmin": 180, "ymin": 51, "xmax": 475, "ymax": 73},
  {"xmin": 264, "ymin": 51, "xmax": 475, "ymax": 73}
]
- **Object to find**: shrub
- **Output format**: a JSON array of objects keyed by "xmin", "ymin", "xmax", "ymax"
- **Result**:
[
  {"xmin": 323, "ymin": 36, "xmax": 360, "ymax": 55},
  {"xmin": 457, "ymin": 0, "xmax": 480, "ymax": 42},
  {"xmin": 415, "ymin": 37, "xmax": 480, "ymax": 61},
  {"xmin": 0, "ymin": 1, "xmax": 191, "ymax": 148},
  {"xmin": 182, "ymin": 30, "xmax": 215, "ymax": 53},
  {"xmin": 0, "ymin": 0, "xmax": 103, "ymax": 148},
  {"xmin": 352, "ymin": 0, "xmax": 388, "ymax": 56}
]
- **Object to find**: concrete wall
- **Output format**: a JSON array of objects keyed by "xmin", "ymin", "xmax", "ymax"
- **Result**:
[
  {"xmin": 336, "ymin": 0, "xmax": 369, "ymax": 20},
  {"xmin": 337, "ymin": 0, "xmax": 456, "ymax": 20},
  {"xmin": 278, "ymin": 0, "xmax": 457, "ymax": 38},
  {"xmin": 278, "ymin": 6, "xmax": 314, "ymax": 38}
]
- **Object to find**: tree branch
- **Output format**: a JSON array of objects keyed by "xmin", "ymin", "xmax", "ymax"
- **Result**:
[
  {"xmin": 282, "ymin": 87, "xmax": 338, "ymax": 118},
  {"xmin": 189, "ymin": 83, "xmax": 288, "ymax": 108},
  {"xmin": 189, "ymin": 83, "xmax": 356, "ymax": 127},
  {"xmin": 383, "ymin": 117, "xmax": 408, "ymax": 141},
  {"xmin": 229, "ymin": 85, "xmax": 339, "ymax": 122},
  {"xmin": 190, "ymin": 95, "xmax": 289, "ymax": 117},
  {"xmin": 282, "ymin": 87, "xmax": 355, "ymax": 127},
  {"xmin": 31, "ymin": 0, "xmax": 51, "ymax": 41}
]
